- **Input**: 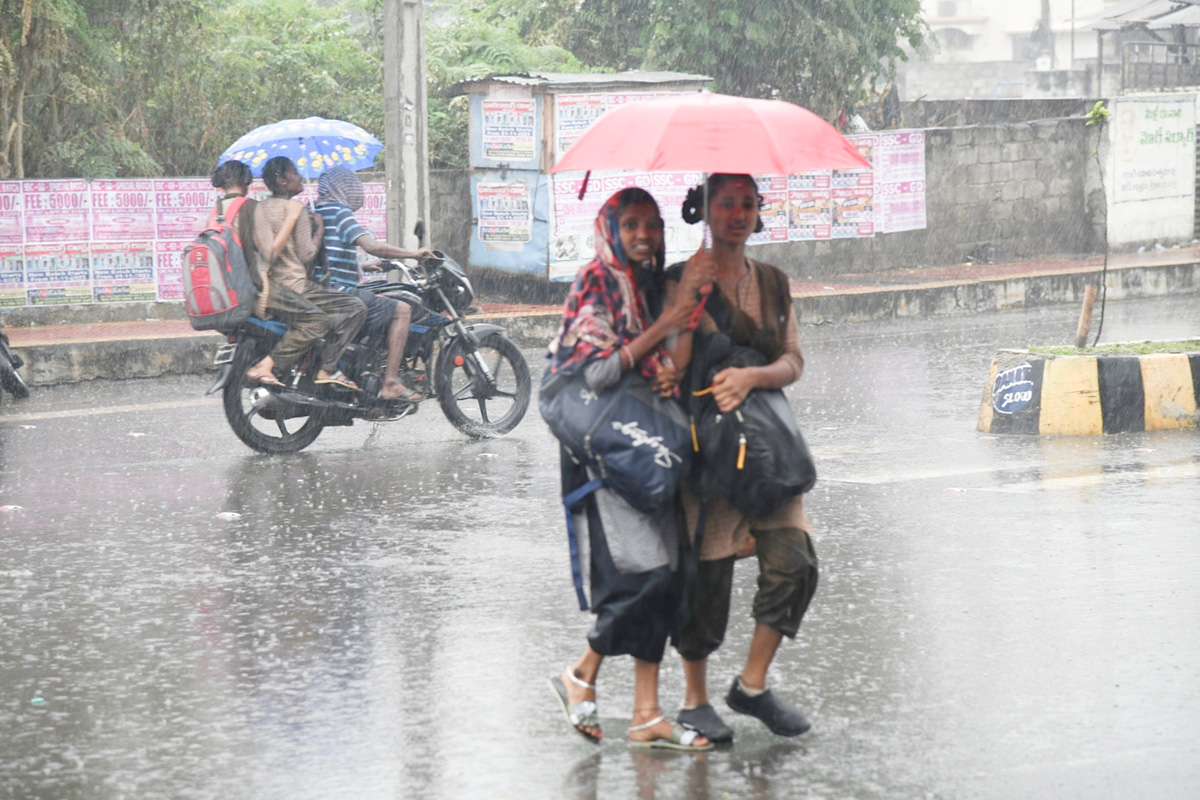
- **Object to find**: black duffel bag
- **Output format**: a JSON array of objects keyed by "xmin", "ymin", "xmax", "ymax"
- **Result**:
[
  {"xmin": 539, "ymin": 365, "xmax": 693, "ymax": 514},
  {"xmin": 689, "ymin": 333, "xmax": 816, "ymax": 518}
]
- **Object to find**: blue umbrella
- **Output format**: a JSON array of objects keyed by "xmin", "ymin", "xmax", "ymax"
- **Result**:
[{"xmin": 217, "ymin": 116, "xmax": 383, "ymax": 178}]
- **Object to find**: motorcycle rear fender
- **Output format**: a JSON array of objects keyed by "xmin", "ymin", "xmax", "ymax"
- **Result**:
[{"xmin": 206, "ymin": 362, "xmax": 234, "ymax": 396}]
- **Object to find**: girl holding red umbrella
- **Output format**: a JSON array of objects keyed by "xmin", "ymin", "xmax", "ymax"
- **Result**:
[{"xmin": 666, "ymin": 173, "xmax": 820, "ymax": 743}]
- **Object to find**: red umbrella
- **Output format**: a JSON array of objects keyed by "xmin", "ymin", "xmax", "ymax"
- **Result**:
[{"xmin": 550, "ymin": 91, "xmax": 870, "ymax": 179}]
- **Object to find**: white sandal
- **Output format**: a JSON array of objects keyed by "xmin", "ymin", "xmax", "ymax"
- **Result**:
[
  {"xmin": 628, "ymin": 714, "xmax": 713, "ymax": 751},
  {"xmin": 548, "ymin": 670, "xmax": 601, "ymax": 743}
]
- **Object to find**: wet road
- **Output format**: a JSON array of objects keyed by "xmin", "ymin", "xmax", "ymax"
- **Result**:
[{"xmin": 2, "ymin": 296, "xmax": 1198, "ymax": 799}]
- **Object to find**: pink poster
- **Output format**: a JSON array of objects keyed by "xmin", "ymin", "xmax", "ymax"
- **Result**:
[
  {"xmin": 0, "ymin": 244, "xmax": 24, "ymax": 307},
  {"xmin": 749, "ymin": 176, "xmax": 790, "ymax": 244},
  {"xmin": 91, "ymin": 180, "xmax": 155, "ymax": 241},
  {"xmin": 0, "ymin": 182, "xmax": 23, "ymax": 245},
  {"xmin": 155, "ymin": 240, "xmax": 187, "ymax": 302},
  {"xmin": 91, "ymin": 240, "xmax": 156, "ymax": 303},
  {"xmin": 357, "ymin": 182, "xmax": 388, "ymax": 239},
  {"xmin": 24, "ymin": 241, "xmax": 91, "ymax": 305},
  {"xmin": 155, "ymin": 179, "xmax": 218, "ymax": 240},
  {"xmin": 878, "ymin": 180, "xmax": 927, "ymax": 234},
  {"xmin": 22, "ymin": 180, "xmax": 90, "ymax": 243}
]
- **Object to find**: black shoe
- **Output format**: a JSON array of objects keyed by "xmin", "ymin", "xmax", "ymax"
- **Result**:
[
  {"xmin": 725, "ymin": 677, "xmax": 811, "ymax": 737},
  {"xmin": 677, "ymin": 703, "xmax": 734, "ymax": 743}
]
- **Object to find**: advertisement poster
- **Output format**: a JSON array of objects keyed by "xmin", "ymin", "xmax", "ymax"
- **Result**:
[
  {"xmin": 875, "ymin": 130, "xmax": 927, "ymax": 234},
  {"xmin": 548, "ymin": 170, "xmax": 704, "ymax": 280},
  {"xmin": 22, "ymin": 180, "xmax": 90, "ymax": 243},
  {"xmin": 749, "ymin": 175, "xmax": 790, "ymax": 244},
  {"xmin": 91, "ymin": 179, "xmax": 156, "ymax": 241},
  {"xmin": 91, "ymin": 240, "xmax": 156, "ymax": 303},
  {"xmin": 831, "ymin": 134, "xmax": 876, "ymax": 239},
  {"xmin": 154, "ymin": 179, "xmax": 216, "ymax": 240},
  {"xmin": 478, "ymin": 182, "xmax": 532, "ymax": 252},
  {"xmin": 0, "ymin": 182, "xmax": 23, "ymax": 245},
  {"xmin": 156, "ymin": 240, "xmax": 187, "ymax": 302},
  {"xmin": 0, "ymin": 245, "xmax": 24, "ymax": 307},
  {"xmin": 788, "ymin": 173, "xmax": 832, "ymax": 240},
  {"xmin": 24, "ymin": 242, "xmax": 91, "ymax": 305},
  {"xmin": 555, "ymin": 94, "xmax": 609, "ymax": 159},
  {"xmin": 553, "ymin": 92, "xmax": 678, "ymax": 160},
  {"xmin": 482, "ymin": 99, "xmax": 537, "ymax": 161}
]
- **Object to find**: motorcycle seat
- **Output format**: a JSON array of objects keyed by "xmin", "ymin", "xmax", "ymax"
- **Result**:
[{"xmin": 246, "ymin": 317, "xmax": 290, "ymax": 336}]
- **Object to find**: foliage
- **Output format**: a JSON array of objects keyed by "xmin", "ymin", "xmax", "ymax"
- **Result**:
[
  {"xmin": 1084, "ymin": 100, "xmax": 1111, "ymax": 127},
  {"xmin": 513, "ymin": 0, "xmax": 927, "ymax": 118},
  {"xmin": 1030, "ymin": 340, "xmax": 1200, "ymax": 356},
  {"xmin": 423, "ymin": 0, "xmax": 584, "ymax": 168}
]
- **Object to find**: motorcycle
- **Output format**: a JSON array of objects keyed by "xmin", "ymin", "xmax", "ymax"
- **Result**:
[
  {"xmin": 207, "ymin": 250, "xmax": 531, "ymax": 454},
  {"xmin": 0, "ymin": 328, "xmax": 29, "ymax": 403}
]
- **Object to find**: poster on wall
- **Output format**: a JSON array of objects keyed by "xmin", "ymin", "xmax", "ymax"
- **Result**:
[
  {"xmin": 749, "ymin": 175, "xmax": 790, "ymax": 245},
  {"xmin": 875, "ymin": 130, "xmax": 926, "ymax": 234},
  {"xmin": 91, "ymin": 241, "xmax": 156, "ymax": 303},
  {"xmin": 91, "ymin": 180, "xmax": 156, "ymax": 241},
  {"xmin": 0, "ymin": 245, "xmax": 23, "ymax": 307},
  {"xmin": 154, "ymin": 179, "xmax": 217, "ymax": 240},
  {"xmin": 155, "ymin": 240, "xmax": 187, "ymax": 303},
  {"xmin": 831, "ymin": 134, "xmax": 876, "ymax": 238},
  {"xmin": 482, "ymin": 99, "xmax": 537, "ymax": 161},
  {"xmin": 24, "ymin": 242, "xmax": 91, "ymax": 305},
  {"xmin": 478, "ymin": 182, "xmax": 532, "ymax": 252},
  {"xmin": 548, "ymin": 170, "xmax": 704, "ymax": 281},
  {"xmin": 0, "ymin": 182, "xmax": 23, "ymax": 245},
  {"xmin": 787, "ymin": 173, "xmax": 832, "ymax": 240},
  {"xmin": 554, "ymin": 94, "xmax": 610, "ymax": 159},
  {"xmin": 22, "ymin": 180, "xmax": 90, "ymax": 243}
]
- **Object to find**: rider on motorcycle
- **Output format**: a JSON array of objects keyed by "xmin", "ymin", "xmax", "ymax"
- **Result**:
[{"xmin": 313, "ymin": 167, "xmax": 433, "ymax": 402}]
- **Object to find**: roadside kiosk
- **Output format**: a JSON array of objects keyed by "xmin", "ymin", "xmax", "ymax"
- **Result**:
[{"xmin": 448, "ymin": 71, "xmax": 711, "ymax": 282}]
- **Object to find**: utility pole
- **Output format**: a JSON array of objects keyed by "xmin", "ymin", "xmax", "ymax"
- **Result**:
[{"xmin": 382, "ymin": 0, "xmax": 431, "ymax": 249}]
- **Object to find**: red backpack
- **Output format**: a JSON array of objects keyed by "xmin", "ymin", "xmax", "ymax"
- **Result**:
[{"xmin": 182, "ymin": 197, "xmax": 258, "ymax": 332}]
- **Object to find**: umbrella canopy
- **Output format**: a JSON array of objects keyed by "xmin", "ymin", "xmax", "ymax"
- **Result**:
[
  {"xmin": 217, "ymin": 116, "xmax": 383, "ymax": 178},
  {"xmin": 550, "ymin": 92, "xmax": 870, "ymax": 176}
]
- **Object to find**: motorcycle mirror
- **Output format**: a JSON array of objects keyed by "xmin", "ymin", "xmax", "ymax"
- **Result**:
[{"xmin": 413, "ymin": 218, "xmax": 426, "ymax": 246}]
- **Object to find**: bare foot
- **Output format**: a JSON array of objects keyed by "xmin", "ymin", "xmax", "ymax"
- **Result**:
[
  {"xmin": 563, "ymin": 668, "xmax": 602, "ymax": 741},
  {"xmin": 245, "ymin": 358, "xmax": 283, "ymax": 386}
]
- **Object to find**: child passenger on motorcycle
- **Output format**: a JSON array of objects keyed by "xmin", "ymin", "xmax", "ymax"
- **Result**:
[
  {"xmin": 313, "ymin": 166, "xmax": 433, "ymax": 402},
  {"xmin": 245, "ymin": 156, "xmax": 367, "ymax": 389}
]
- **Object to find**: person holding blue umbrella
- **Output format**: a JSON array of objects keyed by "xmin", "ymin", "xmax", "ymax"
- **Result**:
[{"xmin": 245, "ymin": 156, "xmax": 367, "ymax": 388}]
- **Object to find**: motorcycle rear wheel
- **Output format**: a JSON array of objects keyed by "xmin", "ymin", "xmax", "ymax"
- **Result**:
[
  {"xmin": 223, "ymin": 339, "xmax": 325, "ymax": 454},
  {"xmin": 0, "ymin": 339, "xmax": 29, "ymax": 399},
  {"xmin": 435, "ymin": 333, "xmax": 530, "ymax": 438}
]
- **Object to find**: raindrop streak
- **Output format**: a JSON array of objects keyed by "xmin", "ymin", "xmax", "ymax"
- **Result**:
[{"xmin": 215, "ymin": 512, "xmax": 243, "ymax": 521}]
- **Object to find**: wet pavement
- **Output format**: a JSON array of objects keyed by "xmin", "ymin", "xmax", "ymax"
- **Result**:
[{"xmin": 1, "ymin": 295, "xmax": 1199, "ymax": 799}]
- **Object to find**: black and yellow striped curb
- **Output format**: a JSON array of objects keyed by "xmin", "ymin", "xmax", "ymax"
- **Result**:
[{"xmin": 978, "ymin": 350, "xmax": 1200, "ymax": 435}]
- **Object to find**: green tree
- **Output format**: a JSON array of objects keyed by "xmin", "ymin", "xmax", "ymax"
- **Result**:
[{"xmin": 508, "ymin": 0, "xmax": 927, "ymax": 119}]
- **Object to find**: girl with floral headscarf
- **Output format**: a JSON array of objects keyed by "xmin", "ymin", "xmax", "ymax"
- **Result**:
[{"xmin": 546, "ymin": 187, "xmax": 716, "ymax": 752}]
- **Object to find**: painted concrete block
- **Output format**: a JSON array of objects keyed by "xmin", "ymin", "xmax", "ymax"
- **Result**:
[{"xmin": 979, "ymin": 349, "xmax": 1200, "ymax": 435}]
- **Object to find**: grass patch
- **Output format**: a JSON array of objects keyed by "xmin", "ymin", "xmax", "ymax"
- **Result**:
[{"xmin": 1030, "ymin": 339, "xmax": 1200, "ymax": 356}]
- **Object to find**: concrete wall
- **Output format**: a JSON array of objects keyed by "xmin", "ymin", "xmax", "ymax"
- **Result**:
[
  {"xmin": 429, "ymin": 169, "xmax": 471, "ymax": 266},
  {"xmin": 746, "ymin": 117, "xmax": 1102, "ymax": 278}
]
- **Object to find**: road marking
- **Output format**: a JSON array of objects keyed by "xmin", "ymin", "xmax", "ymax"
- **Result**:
[
  {"xmin": 0, "ymin": 398, "xmax": 214, "ymax": 423},
  {"xmin": 973, "ymin": 461, "xmax": 1200, "ymax": 493}
]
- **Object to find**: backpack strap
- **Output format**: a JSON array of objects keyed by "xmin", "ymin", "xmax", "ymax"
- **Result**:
[
  {"xmin": 562, "ymin": 478, "xmax": 603, "ymax": 611},
  {"xmin": 207, "ymin": 195, "xmax": 249, "ymax": 228}
]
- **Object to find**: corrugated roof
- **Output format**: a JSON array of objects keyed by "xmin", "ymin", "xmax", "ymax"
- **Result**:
[
  {"xmin": 1148, "ymin": 2, "xmax": 1200, "ymax": 27},
  {"xmin": 1080, "ymin": 0, "xmax": 1193, "ymax": 30},
  {"xmin": 447, "ymin": 71, "xmax": 712, "ymax": 97}
]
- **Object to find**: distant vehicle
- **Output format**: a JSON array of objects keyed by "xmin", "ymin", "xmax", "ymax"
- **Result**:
[{"xmin": 208, "ymin": 250, "xmax": 531, "ymax": 454}]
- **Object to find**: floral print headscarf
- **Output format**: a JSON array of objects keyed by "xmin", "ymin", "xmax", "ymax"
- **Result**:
[{"xmin": 547, "ymin": 190, "xmax": 671, "ymax": 379}]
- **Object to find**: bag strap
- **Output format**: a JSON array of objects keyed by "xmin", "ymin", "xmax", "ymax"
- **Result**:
[{"xmin": 562, "ymin": 478, "xmax": 603, "ymax": 611}]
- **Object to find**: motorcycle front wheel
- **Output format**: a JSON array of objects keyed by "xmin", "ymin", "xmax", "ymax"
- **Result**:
[
  {"xmin": 0, "ymin": 338, "xmax": 29, "ymax": 399},
  {"xmin": 223, "ymin": 338, "xmax": 325, "ymax": 454},
  {"xmin": 435, "ymin": 333, "xmax": 530, "ymax": 438}
]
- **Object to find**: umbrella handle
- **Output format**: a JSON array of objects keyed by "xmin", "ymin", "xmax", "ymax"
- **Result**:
[{"xmin": 688, "ymin": 284, "xmax": 712, "ymax": 330}]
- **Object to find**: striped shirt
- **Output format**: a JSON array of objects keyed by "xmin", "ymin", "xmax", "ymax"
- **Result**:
[{"xmin": 314, "ymin": 202, "xmax": 370, "ymax": 287}]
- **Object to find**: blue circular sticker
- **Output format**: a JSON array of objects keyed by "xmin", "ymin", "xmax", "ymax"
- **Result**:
[{"xmin": 992, "ymin": 362, "xmax": 1035, "ymax": 415}]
